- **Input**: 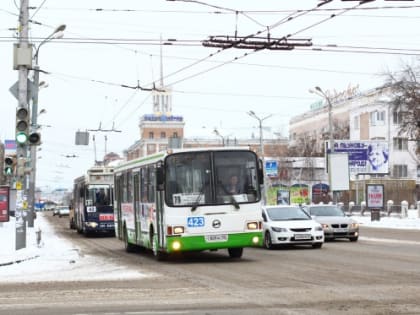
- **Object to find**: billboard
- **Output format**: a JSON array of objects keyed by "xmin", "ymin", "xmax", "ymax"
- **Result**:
[
  {"xmin": 265, "ymin": 160, "xmax": 278, "ymax": 177},
  {"xmin": 0, "ymin": 186, "xmax": 10, "ymax": 222},
  {"xmin": 327, "ymin": 140, "xmax": 389, "ymax": 175},
  {"xmin": 366, "ymin": 184, "xmax": 384, "ymax": 209}
]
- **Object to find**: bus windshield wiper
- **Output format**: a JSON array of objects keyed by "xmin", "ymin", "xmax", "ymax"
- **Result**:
[
  {"xmin": 191, "ymin": 185, "xmax": 206, "ymax": 212},
  {"xmin": 217, "ymin": 181, "xmax": 240, "ymax": 210}
]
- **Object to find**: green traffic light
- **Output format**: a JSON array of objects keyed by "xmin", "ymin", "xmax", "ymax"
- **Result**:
[
  {"xmin": 16, "ymin": 132, "xmax": 28, "ymax": 144},
  {"xmin": 4, "ymin": 166, "xmax": 13, "ymax": 176}
]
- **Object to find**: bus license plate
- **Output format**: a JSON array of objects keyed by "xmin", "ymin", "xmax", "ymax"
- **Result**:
[
  {"xmin": 294, "ymin": 234, "xmax": 311, "ymax": 240},
  {"xmin": 205, "ymin": 234, "xmax": 228, "ymax": 242}
]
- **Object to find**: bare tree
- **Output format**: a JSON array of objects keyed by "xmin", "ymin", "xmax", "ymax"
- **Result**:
[{"xmin": 386, "ymin": 64, "xmax": 420, "ymax": 145}]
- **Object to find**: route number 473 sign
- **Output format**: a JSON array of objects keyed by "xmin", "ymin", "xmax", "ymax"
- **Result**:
[{"xmin": 366, "ymin": 184, "xmax": 384, "ymax": 209}]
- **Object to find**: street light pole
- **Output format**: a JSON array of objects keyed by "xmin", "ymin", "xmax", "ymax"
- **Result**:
[
  {"xmin": 213, "ymin": 128, "xmax": 225, "ymax": 146},
  {"xmin": 247, "ymin": 110, "xmax": 273, "ymax": 204},
  {"xmin": 309, "ymin": 86, "xmax": 335, "ymax": 202},
  {"xmin": 27, "ymin": 25, "xmax": 65, "ymax": 227},
  {"xmin": 310, "ymin": 86, "xmax": 334, "ymax": 153}
]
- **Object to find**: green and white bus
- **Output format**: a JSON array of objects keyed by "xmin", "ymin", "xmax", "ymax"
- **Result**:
[{"xmin": 113, "ymin": 147, "xmax": 264, "ymax": 260}]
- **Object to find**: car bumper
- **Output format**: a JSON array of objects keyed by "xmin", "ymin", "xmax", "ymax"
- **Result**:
[
  {"xmin": 271, "ymin": 231, "xmax": 324, "ymax": 245},
  {"xmin": 324, "ymin": 228, "xmax": 359, "ymax": 239}
]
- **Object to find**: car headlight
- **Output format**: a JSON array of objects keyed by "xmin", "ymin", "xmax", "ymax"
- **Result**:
[
  {"xmin": 315, "ymin": 226, "xmax": 323, "ymax": 231},
  {"xmin": 86, "ymin": 222, "xmax": 98, "ymax": 228},
  {"xmin": 271, "ymin": 226, "xmax": 287, "ymax": 233},
  {"xmin": 351, "ymin": 223, "xmax": 359, "ymax": 229},
  {"xmin": 322, "ymin": 224, "xmax": 329, "ymax": 229}
]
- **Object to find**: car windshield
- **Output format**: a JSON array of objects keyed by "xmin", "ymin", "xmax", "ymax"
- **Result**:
[
  {"xmin": 266, "ymin": 206, "xmax": 311, "ymax": 221},
  {"xmin": 309, "ymin": 206, "xmax": 345, "ymax": 217}
]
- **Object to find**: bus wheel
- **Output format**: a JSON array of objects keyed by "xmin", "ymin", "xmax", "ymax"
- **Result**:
[
  {"xmin": 123, "ymin": 226, "xmax": 136, "ymax": 253},
  {"xmin": 228, "ymin": 247, "xmax": 243, "ymax": 259},
  {"xmin": 151, "ymin": 233, "xmax": 167, "ymax": 261}
]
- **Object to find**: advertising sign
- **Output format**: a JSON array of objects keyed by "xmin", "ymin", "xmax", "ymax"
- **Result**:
[
  {"xmin": 276, "ymin": 189, "xmax": 290, "ymax": 205},
  {"xmin": 366, "ymin": 184, "xmax": 384, "ymax": 209},
  {"xmin": 290, "ymin": 184, "xmax": 309, "ymax": 205},
  {"xmin": 328, "ymin": 153, "xmax": 350, "ymax": 191},
  {"xmin": 0, "ymin": 186, "xmax": 10, "ymax": 222},
  {"xmin": 327, "ymin": 140, "xmax": 389, "ymax": 175},
  {"xmin": 265, "ymin": 160, "xmax": 278, "ymax": 177}
]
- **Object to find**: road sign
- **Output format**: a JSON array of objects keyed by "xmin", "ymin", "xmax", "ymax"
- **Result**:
[
  {"xmin": 16, "ymin": 181, "xmax": 22, "ymax": 190},
  {"xmin": 9, "ymin": 79, "xmax": 35, "ymax": 102}
]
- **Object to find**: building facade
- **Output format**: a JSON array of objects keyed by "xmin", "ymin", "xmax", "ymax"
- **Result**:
[{"xmin": 289, "ymin": 85, "xmax": 419, "ymax": 205}]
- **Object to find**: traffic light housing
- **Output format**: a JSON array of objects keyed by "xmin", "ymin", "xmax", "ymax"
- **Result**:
[
  {"xmin": 4, "ymin": 155, "xmax": 15, "ymax": 176},
  {"xmin": 16, "ymin": 107, "xmax": 29, "ymax": 145},
  {"xmin": 28, "ymin": 132, "xmax": 41, "ymax": 145}
]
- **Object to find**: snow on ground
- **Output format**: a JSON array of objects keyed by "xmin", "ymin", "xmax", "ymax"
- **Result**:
[
  {"xmin": 0, "ymin": 210, "xmax": 419, "ymax": 283},
  {"xmin": 0, "ymin": 212, "xmax": 155, "ymax": 283}
]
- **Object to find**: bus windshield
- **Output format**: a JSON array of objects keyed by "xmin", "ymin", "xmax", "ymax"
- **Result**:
[
  {"xmin": 85, "ymin": 185, "xmax": 113, "ymax": 213},
  {"xmin": 165, "ymin": 150, "xmax": 260, "ymax": 207}
]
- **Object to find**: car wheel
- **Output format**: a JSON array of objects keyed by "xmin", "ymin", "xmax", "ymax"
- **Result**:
[
  {"xmin": 264, "ymin": 231, "xmax": 273, "ymax": 249},
  {"xmin": 312, "ymin": 243, "xmax": 323, "ymax": 249},
  {"xmin": 349, "ymin": 236, "xmax": 358, "ymax": 242}
]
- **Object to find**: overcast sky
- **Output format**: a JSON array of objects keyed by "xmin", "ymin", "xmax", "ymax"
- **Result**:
[{"xmin": 1, "ymin": 0, "xmax": 419, "ymax": 189}]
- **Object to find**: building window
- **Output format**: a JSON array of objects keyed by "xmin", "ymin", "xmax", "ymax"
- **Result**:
[
  {"xmin": 393, "ymin": 137, "xmax": 408, "ymax": 151},
  {"xmin": 393, "ymin": 164, "xmax": 408, "ymax": 177},
  {"xmin": 147, "ymin": 144, "xmax": 156, "ymax": 154},
  {"xmin": 417, "ymin": 165, "xmax": 420, "ymax": 178},
  {"xmin": 353, "ymin": 116, "xmax": 359, "ymax": 130},
  {"xmin": 161, "ymin": 132, "xmax": 166, "ymax": 139},
  {"xmin": 370, "ymin": 110, "xmax": 385, "ymax": 126},
  {"xmin": 393, "ymin": 111, "xmax": 404, "ymax": 124},
  {"xmin": 149, "ymin": 132, "xmax": 154, "ymax": 139},
  {"xmin": 173, "ymin": 132, "xmax": 178, "ymax": 138}
]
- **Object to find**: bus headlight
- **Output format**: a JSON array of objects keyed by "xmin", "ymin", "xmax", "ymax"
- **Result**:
[
  {"xmin": 172, "ymin": 241, "xmax": 181, "ymax": 251},
  {"xmin": 173, "ymin": 226, "xmax": 184, "ymax": 234},
  {"xmin": 247, "ymin": 221, "xmax": 259, "ymax": 230}
]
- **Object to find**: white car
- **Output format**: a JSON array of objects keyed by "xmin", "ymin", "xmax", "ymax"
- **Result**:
[{"xmin": 262, "ymin": 205, "xmax": 324, "ymax": 249}]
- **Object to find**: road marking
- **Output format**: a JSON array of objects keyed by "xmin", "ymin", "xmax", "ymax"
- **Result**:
[{"xmin": 360, "ymin": 236, "xmax": 420, "ymax": 245}]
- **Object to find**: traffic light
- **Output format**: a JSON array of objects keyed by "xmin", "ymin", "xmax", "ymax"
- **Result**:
[
  {"xmin": 28, "ymin": 132, "xmax": 41, "ymax": 145},
  {"xmin": 16, "ymin": 107, "xmax": 29, "ymax": 145},
  {"xmin": 4, "ymin": 156, "xmax": 14, "ymax": 176}
]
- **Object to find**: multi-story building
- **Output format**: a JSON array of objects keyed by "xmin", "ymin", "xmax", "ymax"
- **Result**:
[{"xmin": 289, "ymin": 84, "xmax": 419, "ymax": 204}]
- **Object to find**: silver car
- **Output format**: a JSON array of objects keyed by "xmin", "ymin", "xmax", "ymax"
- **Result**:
[
  {"xmin": 262, "ymin": 205, "xmax": 324, "ymax": 249},
  {"xmin": 303, "ymin": 205, "xmax": 359, "ymax": 242}
]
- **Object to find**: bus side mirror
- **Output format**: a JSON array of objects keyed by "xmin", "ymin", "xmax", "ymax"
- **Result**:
[
  {"xmin": 156, "ymin": 165, "xmax": 164, "ymax": 191},
  {"xmin": 258, "ymin": 159, "xmax": 264, "ymax": 185}
]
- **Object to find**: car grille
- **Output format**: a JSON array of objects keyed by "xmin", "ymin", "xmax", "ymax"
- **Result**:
[
  {"xmin": 331, "ymin": 224, "xmax": 348, "ymax": 228},
  {"xmin": 290, "ymin": 228, "xmax": 312, "ymax": 232}
]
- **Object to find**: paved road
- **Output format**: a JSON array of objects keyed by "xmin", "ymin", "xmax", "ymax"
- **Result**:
[{"xmin": 1, "ymin": 214, "xmax": 419, "ymax": 315}]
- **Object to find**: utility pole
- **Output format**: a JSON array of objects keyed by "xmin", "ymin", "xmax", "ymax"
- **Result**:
[{"xmin": 16, "ymin": 0, "xmax": 30, "ymax": 249}]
